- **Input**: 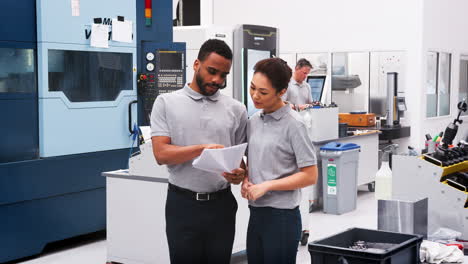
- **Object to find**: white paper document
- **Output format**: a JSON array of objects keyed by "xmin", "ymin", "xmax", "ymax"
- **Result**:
[
  {"xmin": 193, "ymin": 143, "xmax": 247, "ymax": 174},
  {"xmin": 90, "ymin": 24, "xmax": 109, "ymax": 48},
  {"xmin": 112, "ymin": 19, "xmax": 133, "ymax": 43}
]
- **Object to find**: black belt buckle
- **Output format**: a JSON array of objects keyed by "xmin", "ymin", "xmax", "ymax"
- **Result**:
[{"xmin": 196, "ymin": 192, "xmax": 210, "ymax": 201}]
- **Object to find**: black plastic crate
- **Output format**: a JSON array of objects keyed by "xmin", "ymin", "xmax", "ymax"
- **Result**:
[{"xmin": 308, "ymin": 228, "xmax": 423, "ymax": 264}]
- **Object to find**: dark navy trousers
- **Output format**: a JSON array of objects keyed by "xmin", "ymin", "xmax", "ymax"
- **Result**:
[
  {"xmin": 247, "ymin": 205, "xmax": 302, "ymax": 264},
  {"xmin": 165, "ymin": 187, "xmax": 238, "ymax": 264}
]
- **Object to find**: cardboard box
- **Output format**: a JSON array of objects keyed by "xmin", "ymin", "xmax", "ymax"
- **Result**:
[{"xmin": 339, "ymin": 113, "xmax": 376, "ymax": 127}]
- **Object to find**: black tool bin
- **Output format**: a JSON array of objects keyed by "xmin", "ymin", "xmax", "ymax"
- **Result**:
[{"xmin": 308, "ymin": 228, "xmax": 423, "ymax": 264}]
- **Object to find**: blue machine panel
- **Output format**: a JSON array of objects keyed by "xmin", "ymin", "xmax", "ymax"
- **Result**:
[
  {"xmin": 38, "ymin": 44, "xmax": 137, "ymax": 157},
  {"xmin": 136, "ymin": 0, "xmax": 173, "ymax": 46},
  {"xmin": 136, "ymin": 0, "xmax": 185, "ymax": 126},
  {"xmin": 0, "ymin": 0, "xmax": 38, "ymax": 163},
  {"xmin": 0, "ymin": 148, "xmax": 128, "ymax": 263},
  {"xmin": 37, "ymin": 0, "xmax": 136, "ymax": 47},
  {"xmin": 0, "ymin": 97, "xmax": 38, "ymax": 162},
  {"xmin": 0, "ymin": 188, "xmax": 106, "ymax": 263},
  {"xmin": 36, "ymin": 0, "xmax": 137, "ymax": 157},
  {"xmin": 0, "ymin": 149, "xmax": 128, "ymax": 206},
  {"xmin": 0, "ymin": 0, "xmax": 36, "ymax": 43},
  {"xmin": 0, "ymin": 0, "xmax": 178, "ymax": 262},
  {"xmin": 137, "ymin": 42, "xmax": 186, "ymax": 125}
]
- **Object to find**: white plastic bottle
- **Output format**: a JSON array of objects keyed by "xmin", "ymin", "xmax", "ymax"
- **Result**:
[{"xmin": 375, "ymin": 151, "xmax": 393, "ymax": 200}]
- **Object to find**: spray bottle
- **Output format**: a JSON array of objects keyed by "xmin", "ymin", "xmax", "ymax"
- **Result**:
[{"xmin": 375, "ymin": 144, "xmax": 397, "ymax": 200}]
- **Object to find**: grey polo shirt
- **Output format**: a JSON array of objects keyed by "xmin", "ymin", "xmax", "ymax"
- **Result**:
[
  {"xmin": 282, "ymin": 79, "xmax": 312, "ymax": 105},
  {"xmin": 151, "ymin": 84, "xmax": 248, "ymax": 193},
  {"xmin": 247, "ymin": 103, "xmax": 317, "ymax": 209}
]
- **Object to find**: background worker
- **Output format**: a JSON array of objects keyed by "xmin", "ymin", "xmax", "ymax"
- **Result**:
[{"xmin": 282, "ymin": 58, "xmax": 313, "ymax": 111}]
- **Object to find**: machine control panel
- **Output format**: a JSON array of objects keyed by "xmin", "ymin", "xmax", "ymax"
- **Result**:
[{"xmin": 138, "ymin": 49, "xmax": 185, "ymax": 124}]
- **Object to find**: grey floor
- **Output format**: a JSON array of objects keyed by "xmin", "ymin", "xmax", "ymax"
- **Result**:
[
  {"xmin": 18, "ymin": 190, "xmax": 468, "ymax": 264},
  {"xmin": 232, "ymin": 190, "xmax": 379, "ymax": 264}
]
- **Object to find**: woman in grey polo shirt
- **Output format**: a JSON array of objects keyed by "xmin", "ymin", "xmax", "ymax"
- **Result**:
[{"xmin": 242, "ymin": 58, "xmax": 318, "ymax": 264}]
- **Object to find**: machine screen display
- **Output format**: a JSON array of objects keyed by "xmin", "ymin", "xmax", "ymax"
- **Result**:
[
  {"xmin": 307, "ymin": 76, "xmax": 326, "ymax": 102},
  {"xmin": 247, "ymin": 49, "xmax": 271, "ymax": 116},
  {"xmin": 159, "ymin": 52, "xmax": 183, "ymax": 70}
]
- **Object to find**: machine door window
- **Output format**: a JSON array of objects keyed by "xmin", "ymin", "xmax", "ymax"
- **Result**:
[
  {"xmin": 48, "ymin": 50, "xmax": 133, "ymax": 102},
  {"xmin": 459, "ymin": 55, "xmax": 468, "ymax": 116},
  {"xmin": 0, "ymin": 48, "xmax": 36, "ymax": 93},
  {"xmin": 246, "ymin": 49, "xmax": 271, "ymax": 117},
  {"xmin": 426, "ymin": 51, "xmax": 451, "ymax": 117}
]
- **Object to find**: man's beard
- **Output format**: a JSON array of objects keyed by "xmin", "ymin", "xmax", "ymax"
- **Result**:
[{"xmin": 195, "ymin": 72, "xmax": 225, "ymax": 96}]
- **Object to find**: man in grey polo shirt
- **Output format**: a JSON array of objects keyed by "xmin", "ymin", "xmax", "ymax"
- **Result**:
[
  {"xmin": 282, "ymin": 58, "xmax": 313, "ymax": 110},
  {"xmin": 151, "ymin": 39, "xmax": 247, "ymax": 264}
]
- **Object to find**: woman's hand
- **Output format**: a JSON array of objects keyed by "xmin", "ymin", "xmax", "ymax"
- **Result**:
[
  {"xmin": 246, "ymin": 182, "xmax": 271, "ymax": 201},
  {"xmin": 241, "ymin": 177, "xmax": 252, "ymax": 198}
]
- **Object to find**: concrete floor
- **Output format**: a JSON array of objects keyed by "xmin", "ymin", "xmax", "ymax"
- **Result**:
[
  {"xmin": 232, "ymin": 190, "xmax": 378, "ymax": 264},
  {"xmin": 18, "ymin": 190, "xmax": 468, "ymax": 264}
]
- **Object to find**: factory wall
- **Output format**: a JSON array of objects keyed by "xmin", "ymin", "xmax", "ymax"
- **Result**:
[
  {"xmin": 421, "ymin": 0, "xmax": 468, "ymax": 145},
  {"xmin": 211, "ymin": 0, "xmax": 425, "ymax": 149}
]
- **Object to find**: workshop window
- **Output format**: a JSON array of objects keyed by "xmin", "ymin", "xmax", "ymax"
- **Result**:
[
  {"xmin": 426, "ymin": 51, "xmax": 451, "ymax": 117},
  {"xmin": 0, "ymin": 48, "xmax": 36, "ymax": 93},
  {"xmin": 459, "ymin": 55, "xmax": 468, "ymax": 116},
  {"xmin": 48, "ymin": 50, "xmax": 133, "ymax": 102},
  {"xmin": 331, "ymin": 52, "xmax": 370, "ymax": 113}
]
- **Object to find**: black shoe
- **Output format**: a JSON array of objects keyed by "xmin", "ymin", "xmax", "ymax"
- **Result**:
[{"xmin": 300, "ymin": 231, "xmax": 309, "ymax": 246}]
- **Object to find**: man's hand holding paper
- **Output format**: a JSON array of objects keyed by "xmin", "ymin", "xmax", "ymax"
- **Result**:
[
  {"xmin": 223, "ymin": 168, "xmax": 246, "ymax": 185},
  {"xmin": 193, "ymin": 143, "xmax": 248, "ymax": 184}
]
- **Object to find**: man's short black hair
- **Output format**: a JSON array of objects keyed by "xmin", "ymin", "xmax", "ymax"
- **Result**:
[
  {"xmin": 197, "ymin": 39, "xmax": 233, "ymax": 62},
  {"xmin": 296, "ymin": 58, "xmax": 312, "ymax": 69}
]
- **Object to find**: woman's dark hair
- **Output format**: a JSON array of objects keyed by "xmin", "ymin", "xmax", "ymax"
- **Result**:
[
  {"xmin": 197, "ymin": 39, "xmax": 233, "ymax": 62},
  {"xmin": 254, "ymin": 58, "xmax": 292, "ymax": 93}
]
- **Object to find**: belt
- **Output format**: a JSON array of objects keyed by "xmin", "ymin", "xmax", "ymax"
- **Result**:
[{"xmin": 168, "ymin": 183, "xmax": 231, "ymax": 201}]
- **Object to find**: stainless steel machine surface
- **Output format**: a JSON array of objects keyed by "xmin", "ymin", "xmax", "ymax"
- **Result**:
[
  {"xmin": 378, "ymin": 198, "xmax": 428, "ymax": 238},
  {"xmin": 393, "ymin": 155, "xmax": 468, "ymax": 239}
]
